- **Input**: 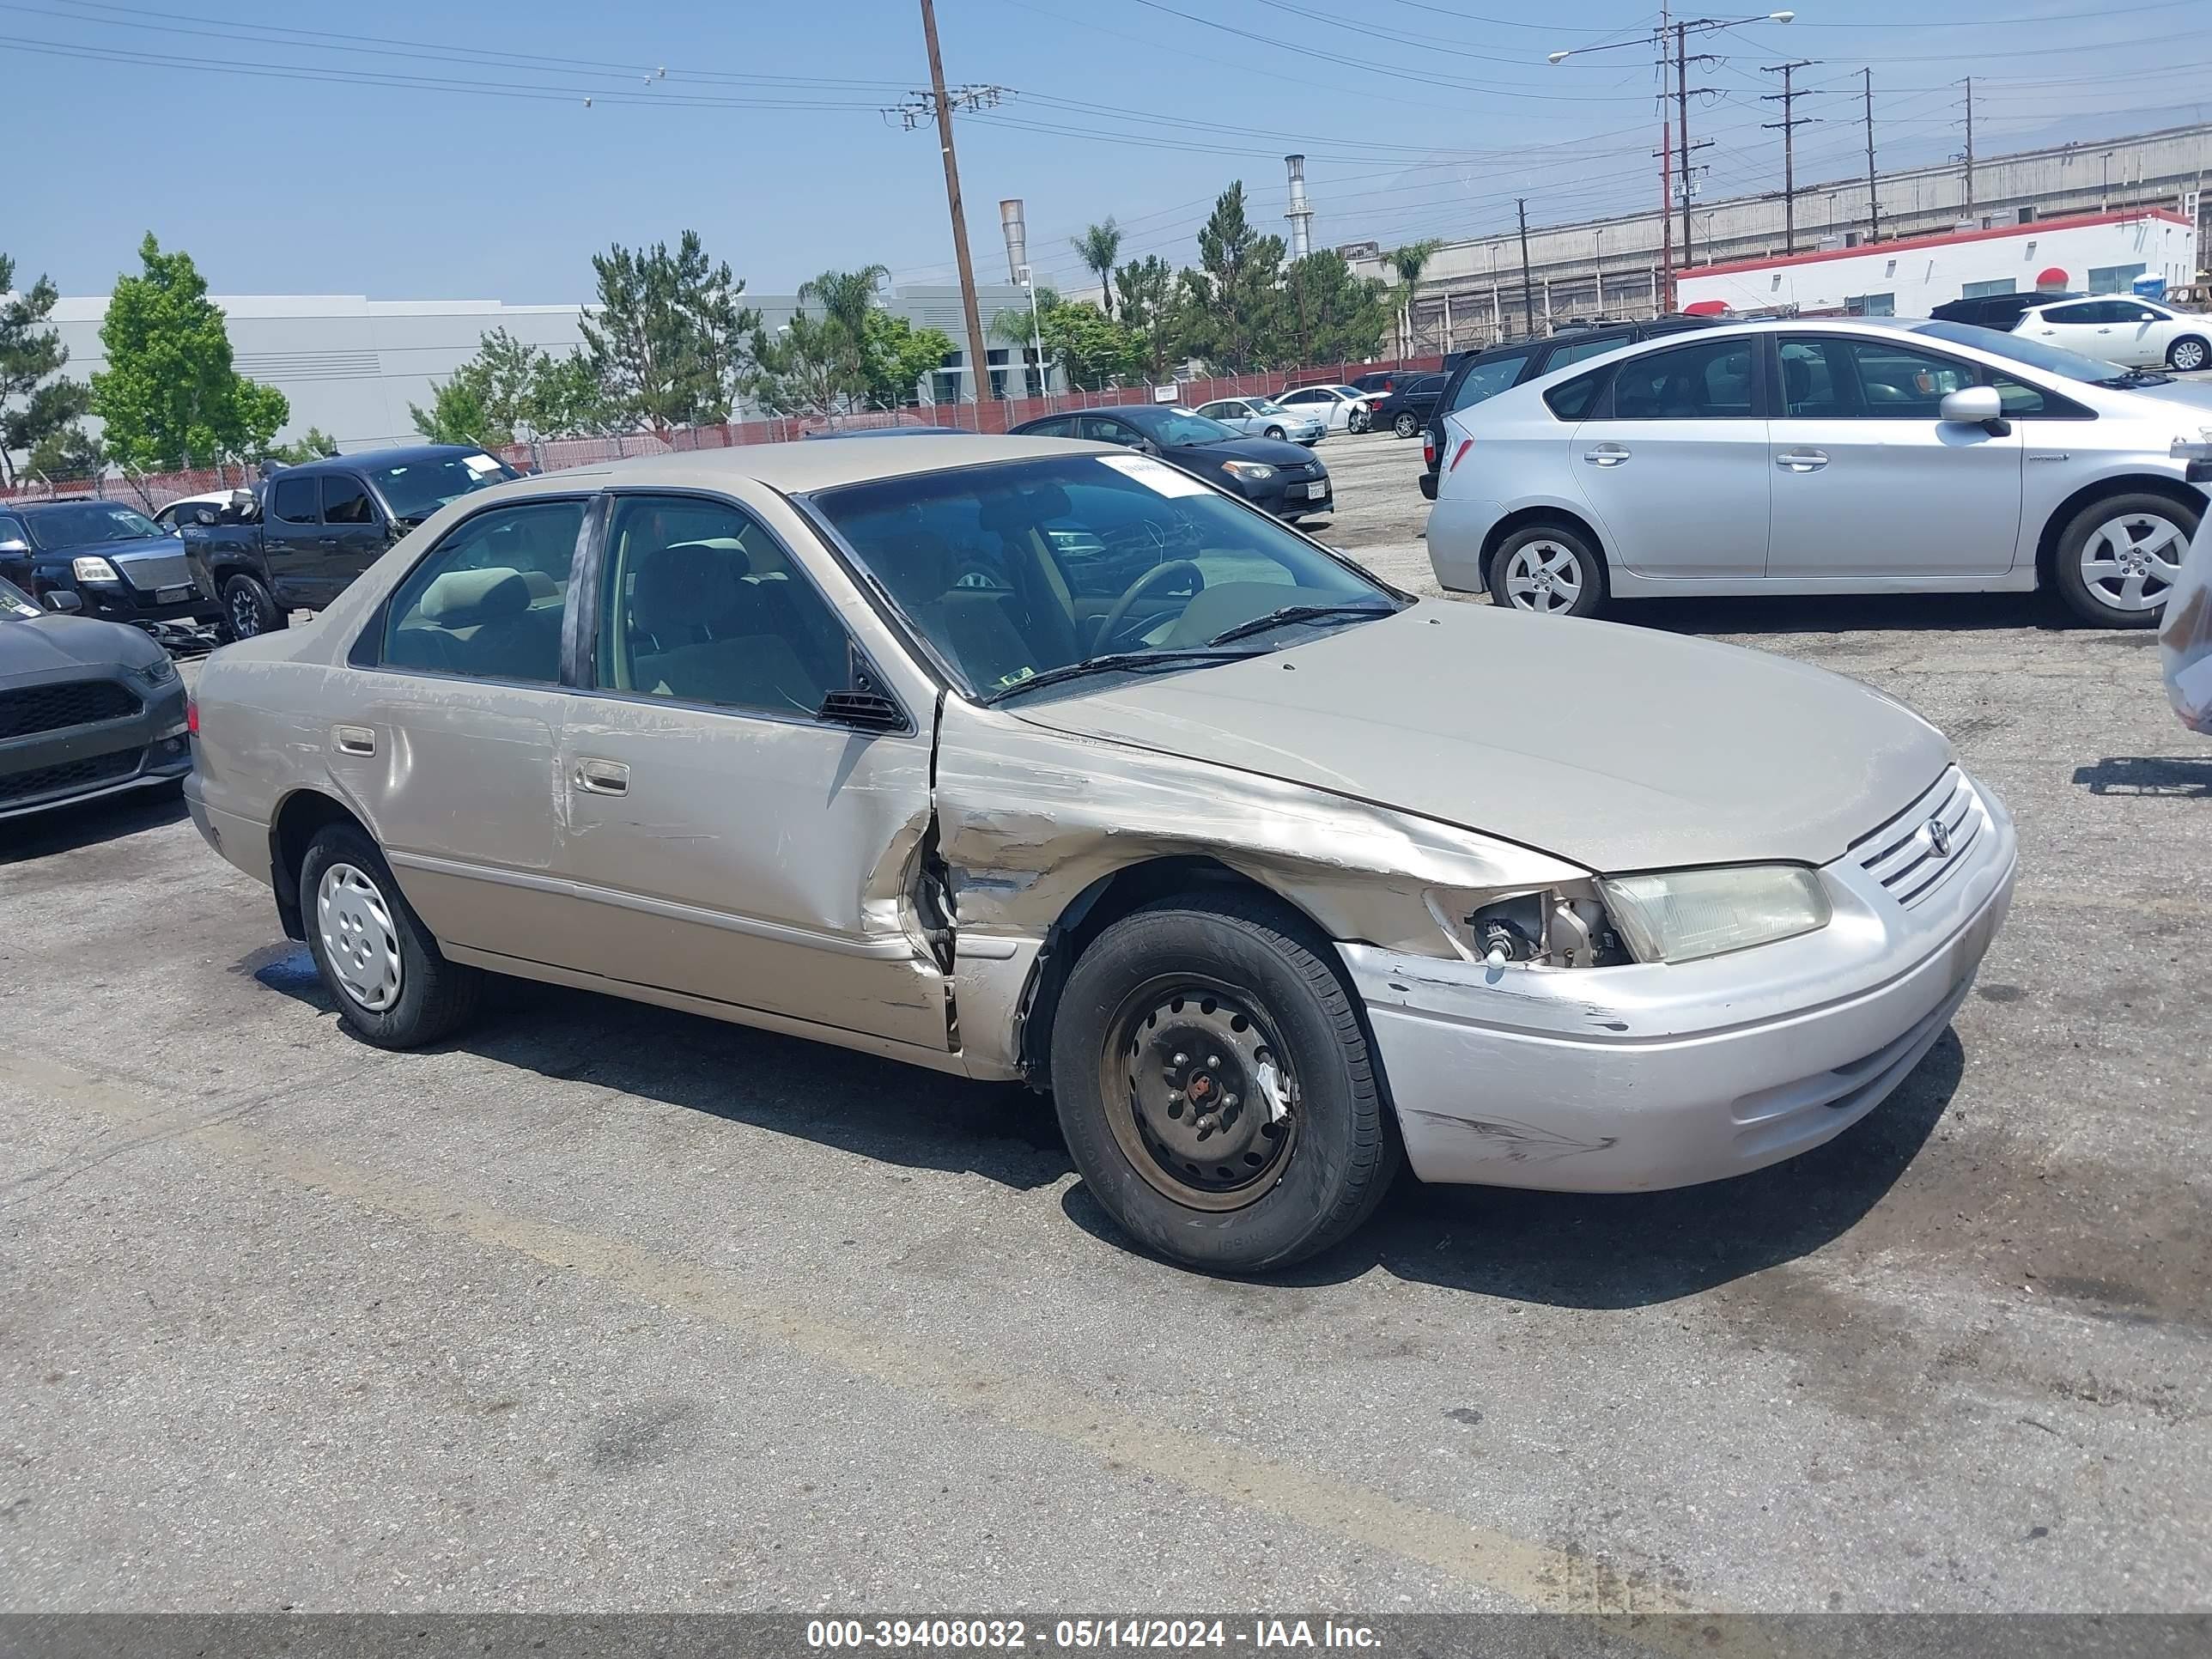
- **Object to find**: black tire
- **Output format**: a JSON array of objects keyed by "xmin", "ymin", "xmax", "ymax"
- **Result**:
[
  {"xmin": 2050, "ymin": 490, "xmax": 2200, "ymax": 629},
  {"xmin": 1049, "ymin": 894, "xmax": 1399, "ymax": 1273},
  {"xmin": 1392, "ymin": 412, "xmax": 1419, "ymax": 439},
  {"xmin": 2166, "ymin": 335, "xmax": 2209, "ymax": 373},
  {"xmin": 1485, "ymin": 520, "xmax": 1608, "ymax": 618},
  {"xmin": 299, "ymin": 823, "xmax": 483, "ymax": 1048},
  {"xmin": 222, "ymin": 573, "xmax": 285, "ymax": 642},
  {"xmin": 1348, "ymin": 410, "xmax": 1371, "ymax": 434},
  {"xmin": 1264, "ymin": 424, "xmax": 1285, "ymax": 441}
]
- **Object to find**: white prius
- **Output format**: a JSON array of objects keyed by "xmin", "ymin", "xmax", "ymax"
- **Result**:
[{"xmin": 1427, "ymin": 318, "xmax": 2212, "ymax": 628}]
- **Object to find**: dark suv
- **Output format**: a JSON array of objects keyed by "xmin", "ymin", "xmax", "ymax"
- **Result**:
[
  {"xmin": 1929, "ymin": 291, "xmax": 2082, "ymax": 331},
  {"xmin": 1417, "ymin": 317, "xmax": 1716, "ymax": 500}
]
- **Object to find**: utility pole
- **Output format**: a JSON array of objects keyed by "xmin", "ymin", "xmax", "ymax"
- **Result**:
[
  {"xmin": 1966, "ymin": 82, "xmax": 1978, "ymax": 217},
  {"xmin": 1671, "ymin": 23, "xmax": 1717, "ymax": 270},
  {"xmin": 1762, "ymin": 59, "xmax": 1818, "ymax": 254},
  {"xmin": 1656, "ymin": 3, "xmax": 1673, "ymax": 310},
  {"xmin": 1863, "ymin": 68, "xmax": 1881, "ymax": 243},
  {"xmin": 916, "ymin": 0, "xmax": 991, "ymax": 417},
  {"xmin": 1516, "ymin": 197, "xmax": 1536, "ymax": 336}
]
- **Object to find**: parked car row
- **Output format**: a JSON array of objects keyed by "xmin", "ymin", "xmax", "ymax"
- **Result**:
[
  {"xmin": 1006, "ymin": 404, "xmax": 1334, "ymax": 522},
  {"xmin": 1931, "ymin": 289, "xmax": 2209, "ymax": 372}
]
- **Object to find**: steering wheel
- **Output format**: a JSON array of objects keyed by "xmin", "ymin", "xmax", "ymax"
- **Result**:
[{"xmin": 1091, "ymin": 559, "xmax": 1203, "ymax": 655}]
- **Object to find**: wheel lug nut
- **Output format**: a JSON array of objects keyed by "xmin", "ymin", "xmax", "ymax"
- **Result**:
[
  {"xmin": 1172, "ymin": 1052, "xmax": 1188, "ymax": 1066},
  {"xmin": 1208, "ymin": 1054, "xmax": 1221, "ymax": 1068}
]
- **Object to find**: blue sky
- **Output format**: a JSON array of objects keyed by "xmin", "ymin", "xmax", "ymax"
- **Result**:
[{"xmin": 6, "ymin": 0, "xmax": 2207, "ymax": 302}]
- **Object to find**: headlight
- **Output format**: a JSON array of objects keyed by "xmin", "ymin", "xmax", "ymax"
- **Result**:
[
  {"xmin": 134, "ymin": 654, "xmax": 178, "ymax": 686},
  {"xmin": 72, "ymin": 556, "xmax": 122, "ymax": 584},
  {"xmin": 1597, "ymin": 865, "xmax": 1831, "ymax": 964},
  {"xmin": 1220, "ymin": 460, "xmax": 1277, "ymax": 482}
]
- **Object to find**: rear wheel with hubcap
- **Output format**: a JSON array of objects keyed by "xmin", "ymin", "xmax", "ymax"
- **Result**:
[
  {"xmin": 2166, "ymin": 335, "xmax": 2208, "ymax": 372},
  {"xmin": 300, "ymin": 823, "xmax": 482, "ymax": 1048},
  {"xmin": 1486, "ymin": 522, "xmax": 1607, "ymax": 617},
  {"xmin": 1392, "ymin": 412, "xmax": 1419, "ymax": 438},
  {"xmin": 1050, "ymin": 896, "xmax": 1398, "ymax": 1273},
  {"xmin": 2052, "ymin": 492, "xmax": 2198, "ymax": 627}
]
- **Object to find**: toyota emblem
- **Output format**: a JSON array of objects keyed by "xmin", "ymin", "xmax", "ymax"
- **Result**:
[{"xmin": 1926, "ymin": 816, "xmax": 1953, "ymax": 857}]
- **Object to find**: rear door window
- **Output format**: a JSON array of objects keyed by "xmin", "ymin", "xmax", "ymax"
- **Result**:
[
  {"xmin": 1543, "ymin": 368, "xmax": 1610, "ymax": 422},
  {"xmin": 1607, "ymin": 338, "xmax": 1758, "ymax": 420},
  {"xmin": 270, "ymin": 477, "xmax": 319, "ymax": 524},
  {"xmin": 380, "ymin": 500, "xmax": 585, "ymax": 684}
]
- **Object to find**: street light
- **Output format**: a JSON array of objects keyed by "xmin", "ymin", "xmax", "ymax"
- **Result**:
[{"xmin": 1017, "ymin": 262, "xmax": 1047, "ymax": 404}]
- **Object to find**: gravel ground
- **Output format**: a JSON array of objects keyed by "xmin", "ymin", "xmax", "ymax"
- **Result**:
[{"xmin": 3, "ymin": 434, "xmax": 2207, "ymax": 1617}]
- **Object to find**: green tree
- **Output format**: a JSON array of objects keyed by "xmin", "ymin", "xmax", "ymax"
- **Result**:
[
  {"xmin": 1385, "ymin": 240, "xmax": 1443, "ymax": 357},
  {"xmin": 1111, "ymin": 254, "xmax": 1181, "ymax": 380},
  {"xmin": 1280, "ymin": 251, "xmax": 1392, "ymax": 366},
  {"xmin": 799, "ymin": 264, "xmax": 888, "ymax": 391},
  {"xmin": 24, "ymin": 422, "xmax": 104, "ymax": 482},
  {"xmin": 89, "ymin": 234, "xmax": 289, "ymax": 470},
  {"xmin": 746, "ymin": 308, "xmax": 850, "ymax": 419},
  {"xmin": 266, "ymin": 426, "xmax": 338, "ymax": 465},
  {"xmin": 1176, "ymin": 184, "xmax": 1286, "ymax": 374},
  {"xmin": 580, "ymin": 231, "xmax": 759, "ymax": 430},
  {"xmin": 410, "ymin": 377, "xmax": 501, "ymax": 447},
  {"xmin": 861, "ymin": 309, "xmax": 953, "ymax": 408},
  {"xmin": 410, "ymin": 328, "xmax": 611, "ymax": 447},
  {"xmin": 2, "ymin": 252, "xmax": 93, "ymax": 486},
  {"xmin": 1071, "ymin": 220, "xmax": 1124, "ymax": 318},
  {"xmin": 990, "ymin": 290, "xmax": 1052, "ymax": 397},
  {"xmin": 527, "ymin": 349, "xmax": 614, "ymax": 436}
]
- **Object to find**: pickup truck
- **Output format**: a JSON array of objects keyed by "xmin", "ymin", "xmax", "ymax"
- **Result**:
[{"xmin": 183, "ymin": 444, "xmax": 520, "ymax": 639}]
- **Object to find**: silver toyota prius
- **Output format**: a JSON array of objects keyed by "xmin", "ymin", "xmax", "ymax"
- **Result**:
[{"xmin": 184, "ymin": 436, "xmax": 2015, "ymax": 1272}]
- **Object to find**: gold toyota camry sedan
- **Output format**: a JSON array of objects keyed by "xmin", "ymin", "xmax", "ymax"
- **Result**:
[{"xmin": 185, "ymin": 435, "xmax": 2014, "ymax": 1272}]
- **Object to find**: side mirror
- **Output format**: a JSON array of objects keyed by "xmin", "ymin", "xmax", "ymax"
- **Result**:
[
  {"xmin": 0, "ymin": 537, "xmax": 27, "ymax": 556},
  {"xmin": 193, "ymin": 507, "xmax": 218, "ymax": 526},
  {"xmin": 44, "ymin": 590, "xmax": 82, "ymax": 613},
  {"xmin": 1940, "ymin": 386, "xmax": 2008, "ymax": 434}
]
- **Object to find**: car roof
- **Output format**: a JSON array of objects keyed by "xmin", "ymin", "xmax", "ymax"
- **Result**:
[
  {"xmin": 16, "ymin": 496, "xmax": 149, "ymax": 516},
  {"xmin": 469, "ymin": 434, "xmax": 1107, "ymax": 501},
  {"xmin": 277, "ymin": 444, "xmax": 490, "ymax": 476}
]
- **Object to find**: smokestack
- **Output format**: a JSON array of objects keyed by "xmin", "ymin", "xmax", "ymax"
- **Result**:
[
  {"xmin": 1285, "ymin": 155, "xmax": 1314, "ymax": 260},
  {"xmin": 1000, "ymin": 198, "xmax": 1028, "ymax": 285}
]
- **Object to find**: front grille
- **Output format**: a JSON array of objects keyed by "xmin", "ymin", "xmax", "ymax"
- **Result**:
[
  {"xmin": 1850, "ymin": 765, "xmax": 1985, "ymax": 910},
  {"xmin": 117, "ymin": 550, "xmax": 194, "ymax": 594},
  {"xmin": 1286, "ymin": 460, "xmax": 1323, "ymax": 480},
  {"xmin": 0, "ymin": 745, "xmax": 140, "ymax": 805},
  {"xmin": 0, "ymin": 678, "xmax": 141, "ymax": 740}
]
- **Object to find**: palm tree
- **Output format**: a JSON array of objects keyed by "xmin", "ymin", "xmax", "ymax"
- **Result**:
[
  {"xmin": 794, "ymin": 264, "xmax": 888, "ymax": 407},
  {"xmin": 1385, "ymin": 240, "xmax": 1443, "ymax": 357},
  {"xmin": 1071, "ymin": 220, "xmax": 1123, "ymax": 318}
]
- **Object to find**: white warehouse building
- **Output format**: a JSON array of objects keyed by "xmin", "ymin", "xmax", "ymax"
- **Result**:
[{"xmin": 1674, "ymin": 210, "xmax": 2199, "ymax": 319}]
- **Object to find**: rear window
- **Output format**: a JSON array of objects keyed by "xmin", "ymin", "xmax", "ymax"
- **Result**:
[{"xmin": 1544, "ymin": 368, "xmax": 1609, "ymax": 422}]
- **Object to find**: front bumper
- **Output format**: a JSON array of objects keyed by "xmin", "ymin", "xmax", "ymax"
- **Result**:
[
  {"xmin": 70, "ymin": 582, "xmax": 222, "ymax": 632},
  {"xmin": 1246, "ymin": 473, "xmax": 1334, "ymax": 518},
  {"xmin": 0, "ymin": 675, "xmax": 191, "ymax": 820},
  {"xmin": 1344, "ymin": 769, "xmax": 2017, "ymax": 1193}
]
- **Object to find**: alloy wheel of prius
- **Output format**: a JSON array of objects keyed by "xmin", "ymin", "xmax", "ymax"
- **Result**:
[
  {"xmin": 1393, "ymin": 412, "xmax": 1419, "ymax": 439},
  {"xmin": 1049, "ymin": 896, "xmax": 1399, "ymax": 1273},
  {"xmin": 2054, "ymin": 495, "xmax": 2197, "ymax": 628},
  {"xmin": 299, "ymin": 822, "xmax": 483, "ymax": 1048},
  {"xmin": 2167, "ymin": 335, "xmax": 2209, "ymax": 372},
  {"xmin": 1487, "ymin": 524, "xmax": 1606, "ymax": 618}
]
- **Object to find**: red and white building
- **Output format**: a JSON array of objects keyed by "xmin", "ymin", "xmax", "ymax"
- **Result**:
[{"xmin": 1674, "ymin": 209, "xmax": 2200, "ymax": 319}]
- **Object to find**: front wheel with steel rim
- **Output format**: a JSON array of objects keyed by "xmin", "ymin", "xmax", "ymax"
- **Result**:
[
  {"xmin": 1486, "ymin": 522, "xmax": 1607, "ymax": 618},
  {"xmin": 1050, "ymin": 895, "xmax": 1399, "ymax": 1273},
  {"xmin": 2166, "ymin": 335, "xmax": 2209, "ymax": 372},
  {"xmin": 2052, "ymin": 492, "xmax": 2199, "ymax": 629},
  {"xmin": 299, "ymin": 821, "xmax": 483, "ymax": 1048}
]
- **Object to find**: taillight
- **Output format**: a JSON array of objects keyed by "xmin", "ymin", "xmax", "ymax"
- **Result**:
[
  {"xmin": 1423, "ymin": 436, "xmax": 1436, "ymax": 467},
  {"xmin": 1449, "ymin": 438, "xmax": 1474, "ymax": 472},
  {"xmin": 185, "ymin": 696, "xmax": 198, "ymax": 736}
]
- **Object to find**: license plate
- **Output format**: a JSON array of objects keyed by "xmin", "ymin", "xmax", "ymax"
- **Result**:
[
  {"xmin": 157, "ymin": 585, "xmax": 194, "ymax": 603},
  {"xmin": 1306, "ymin": 481, "xmax": 1328, "ymax": 500}
]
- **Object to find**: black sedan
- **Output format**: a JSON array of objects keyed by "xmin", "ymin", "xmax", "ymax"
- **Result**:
[
  {"xmin": 1370, "ymin": 373, "xmax": 1447, "ymax": 439},
  {"xmin": 0, "ymin": 573, "xmax": 191, "ymax": 820},
  {"xmin": 1007, "ymin": 404, "xmax": 1334, "ymax": 521},
  {"xmin": 0, "ymin": 497, "xmax": 222, "ymax": 647}
]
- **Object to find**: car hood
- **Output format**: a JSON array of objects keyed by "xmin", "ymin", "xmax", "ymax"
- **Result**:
[
  {"xmin": 2124, "ymin": 377, "xmax": 2212, "ymax": 416},
  {"xmin": 0, "ymin": 612, "xmax": 166, "ymax": 682},
  {"xmin": 1007, "ymin": 602, "xmax": 1951, "ymax": 872},
  {"xmin": 36, "ymin": 533, "xmax": 191, "ymax": 568},
  {"xmin": 1171, "ymin": 434, "xmax": 1319, "ymax": 467}
]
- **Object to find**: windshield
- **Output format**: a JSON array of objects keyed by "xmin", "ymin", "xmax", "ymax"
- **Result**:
[
  {"xmin": 811, "ymin": 454, "xmax": 1397, "ymax": 699},
  {"xmin": 24, "ymin": 502, "xmax": 163, "ymax": 550},
  {"xmin": 1121, "ymin": 405, "xmax": 1240, "ymax": 446},
  {"xmin": 0, "ymin": 574, "xmax": 40, "ymax": 617},
  {"xmin": 1911, "ymin": 320, "xmax": 2131, "ymax": 384},
  {"xmin": 367, "ymin": 452, "xmax": 520, "ymax": 521}
]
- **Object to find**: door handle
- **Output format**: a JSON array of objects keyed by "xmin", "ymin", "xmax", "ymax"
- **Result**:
[
  {"xmin": 1775, "ymin": 449, "xmax": 1830, "ymax": 472},
  {"xmin": 574, "ymin": 758, "xmax": 629, "ymax": 796},
  {"xmin": 332, "ymin": 724, "xmax": 376, "ymax": 757},
  {"xmin": 1583, "ymin": 442, "xmax": 1632, "ymax": 466},
  {"xmin": 318, "ymin": 536, "xmax": 339, "ymax": 547}
]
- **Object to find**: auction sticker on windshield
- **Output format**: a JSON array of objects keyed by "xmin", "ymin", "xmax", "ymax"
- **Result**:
[
  {"xmin": 463, "ymin": 453, "xmax": 504, "ymax": 476},
  {"xmin": 1097, "ymin": 454, "xmax": 1210, "ymax": 497}
]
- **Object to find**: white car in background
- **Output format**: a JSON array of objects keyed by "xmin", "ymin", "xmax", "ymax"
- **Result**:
[
  {"xmin": 1194, "ymin": 396, "xmax": 1328, "ymax": 446},
  {"xmin": 2014, "ymin": 295, "xmax": 2210, "ymax": 372},
  {"xmin": 1273, "ymin": 383, "xmax": 1376, "ymax": 434},
  {"xmin": 151, "ymin": 490, "xmax": 239, "ymax": 532},
  {"xmin": 1427, "ymin": 318, "xmax": 2212, "ymax": 629}
]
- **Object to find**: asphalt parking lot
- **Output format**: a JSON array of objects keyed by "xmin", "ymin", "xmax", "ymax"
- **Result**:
[{"xmin": 3, "ymin": 431, "xmax": 2209, "ymax": 1616}]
